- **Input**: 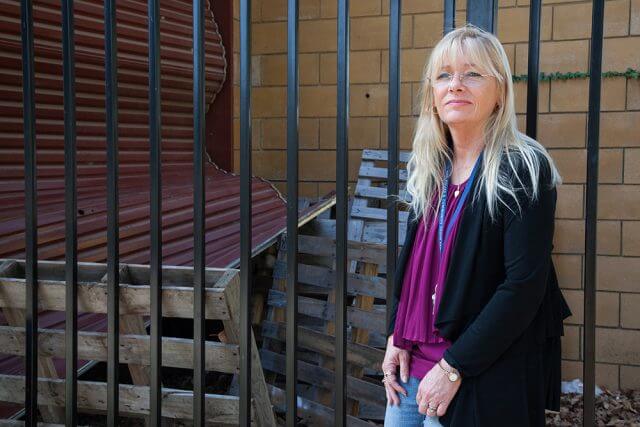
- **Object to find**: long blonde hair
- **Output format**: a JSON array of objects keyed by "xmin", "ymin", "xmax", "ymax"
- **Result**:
[{"xmin": 398, "ymin": 23, "xmax": 561, "ymax": 224}]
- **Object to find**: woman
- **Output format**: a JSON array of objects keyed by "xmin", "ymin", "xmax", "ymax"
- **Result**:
[{"xmin": 382, "ymin": 24, "xmax": 572, "ymax": 427}]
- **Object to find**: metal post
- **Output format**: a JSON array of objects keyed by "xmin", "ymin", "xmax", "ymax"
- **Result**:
[
  {"xmin": 335, "ymin": 0, "xmax": 349, "ymax": 425},
  {"xmin": 239, "ymin": 0, "xmax": 253, "ymax": 425},
  {"xmin": 525, "ymin": 0, "xmax": 541, "ymax": 138}
]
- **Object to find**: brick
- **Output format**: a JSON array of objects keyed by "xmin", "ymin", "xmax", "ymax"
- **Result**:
[
  {"xmin": 348, "ymin": 117, "xmax": 381, "ymax": 149},
  {"xmin": 597, "ymin": 220, "xmax": 622, "ymax": 255},
  {"xmin": 233, "ymin": 0, "xmax": 262, "ymax": 21},
  {"xmin": 600, "ymin": 112, "xmax": 640, "ymax": 148},
  {"xmin": 628, "ymin": 78, "xmax": 640, "ymax": 110},
  {"xmin": 260, "ymin": 53, "xmax": 320, "ymax": 86},
  {"xmin": 549, "ymin": 149, "xmax": 586, "ymax": 184},
  {"xmin": 273, "ymin": 181, "xmax": 319, "ymax": 199},
  {"xmin": 537, "ymin": 114, "xmax": 586, "ymax": 148},
  {"xmin": 413, "ymin": 13, "xmax": 443, "ymax": 48},
  {"xmin": 596, "ymin": 327, "xmax": 640, "ymax": 365},
  {"xmin": 233, "ymin": 118, "xmax": 261, "ymax": 150},
  {"xmin": 554, "ymin": 219, "xmax": 584, "ymax": 253},
  {"xmin": 233, "ymin": 149, "xmax": 287, "ymax": 179},
  {"xmin": 598, "ymin": 185, "xmax": 640, "ymax": 220},
  {"xmin": 321, "ymin": 0, "xmax": 382, "ymax": 18},
  {"xmin": 261, "ymin": 118, "xmax": 319, "ymax": 149},
  {"xmin": 562, "ymin": 324, "xmax": 581, "ymax": 360},
  {"xmin": 552, "ymin": 0, "xmax": 629, "ymax": 40},
  {"xmin": 252, "ymin": 87, "xmax": 287, "ymax": 117},
  {"xmin": 320, "ymin": 51, "xmax": 382, "ymax": 84},
  {"xmin": 620, "ymin": 365, "xmax": 640, "ymax": 390},
  {"xmin": 261, "ymin": 0, "xmax": 321, "ymax": 21},
  {"xmin": 597, "ymin": 256, "xmax": 640, "ymax": 292},
  {"xmin": 548, "ymin": 149, "xmax": 622, "ymax": 184},
  {"xmin": 300, "ymin": 20, "xmax": 337, "ymax": 53},
  {"xmin": 556, "ymin": 184, "xmax": 583, "ymax": 219},
  {"xmin": 625, "ymin": 149, "xmax": 640, "ymax": 184},
  {"xmin": 515, "ymin": 40, "xmax": 589, "ymax": 75},
  {"xmin": 603, "ymin": 37, "xmax": 640, "ymax": 71},
  {"xmin": 380, "ymin": 116, "xmax": 418, "ymax": 151},
  {"xmin": 513, "ymin": 80, "xmax": 550, "ymax": 114},
  {"xmin": 633, "ymin": 0, "xmax": 640, "ymax": 34},
  {"xmin": 300, "ymin": 150, "xmax": 335, "ymax": 180},
  {"xmin": 318, "ymin": 181, "xmax": 337, "ymax": 197},
  {"xmin": 561, "ymin": 360, "xmax": 620, "ymax": 391},
  {"xmin": 253, "ymin": 22, "xmax": 287, "ymax": 54},
  {"xmin": 382, "ymin": 0, "xmax": 444, "ymax": 14},
  {"xmin": 622, "ymin": 220, "xmax": 640, "ymax": 256},
  {"xmin": 350, "ymin": 16, "xmax": 413, "ymax": 50},
  {"xmin": 552, "ymin": 254, "xmax": 582, "ymax": 289},
  {"xmin": 497, "ymin": 6, "xmax": 552, "ymax": 43},
  {"xmin": 562, "ymin": 290, "xmax": 620, "ymax": 327},
  {"xmin": 621, "ymin": 293, "xmax": 640, "ymax": 329},
  {"xmin": 350, "ymin": 84, "xmax": 389, "ymax": 116},
  {"xmin": 380, "ymin": 48, "xmax": 431, "ymax": 83},
  {"xmin": 549, "ymin": 78, "xmax": 627, "ymax": 113},
  {"xmin": 300, "ymin": 86, "xmax": 337, "ymax": 117}
]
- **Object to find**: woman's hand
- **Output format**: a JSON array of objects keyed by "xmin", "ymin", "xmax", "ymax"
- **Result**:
[
  {"xmin": 416, "ymin": 358, "xmax": 461, "ymax": 417},
  {"xmin": 381, "ymin": 334, "xmax": 411, "ymax": 406}
]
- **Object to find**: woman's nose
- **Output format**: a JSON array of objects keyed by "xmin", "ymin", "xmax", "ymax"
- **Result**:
[{"xmin": 448, "ymin": 75, "xmax": 464, "ymax": 91}]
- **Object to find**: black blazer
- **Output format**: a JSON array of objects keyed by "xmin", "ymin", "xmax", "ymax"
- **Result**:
[{"xmin": 387, "ymin": 155, "xmax": 572, "ymax": 427}]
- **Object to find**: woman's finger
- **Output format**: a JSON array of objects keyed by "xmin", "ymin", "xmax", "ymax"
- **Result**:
[
  {"xmin": 436, "ymin": 400, "xmax": 449, "ymax": 417},
  {"xmin": 398, "ymin": 352, "xmax": 410, "ymax": 382},
  {"xmin": 388, "ymin": 377, "xmax": 407, "ymax": 397},
  {"xmin": 386, "ymin": 383, "xmax": 400, "ymax": 406}
]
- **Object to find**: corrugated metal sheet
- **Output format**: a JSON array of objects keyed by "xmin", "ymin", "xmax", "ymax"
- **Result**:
[{"xmin": 0, "ymin": 0, "xmax": 288, "ymax": 419}]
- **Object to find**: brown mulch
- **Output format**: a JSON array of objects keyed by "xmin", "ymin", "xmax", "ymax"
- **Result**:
[{"xmin": 546, "ymin": 388, "xmax": 640, "ymax": 426}]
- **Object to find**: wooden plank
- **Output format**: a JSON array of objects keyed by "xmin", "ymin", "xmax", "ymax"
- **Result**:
[
  {"xmin": 222, "ymin": 272, "xmax": 277, "ymax": 427},
  {"xmin": 361, "ymin": 149, "xmax": 411, "ymax": 163},
  {"xmin": 297, "ymin": 235, "xmax": 387, "ymax": 265},
  {"xmin": 0, "ymin": 278, "xmax": 229, "ymax": 319},
  {"xmin": 260, "ymin": 320, "xmax": 383, "ymax": 371},
  {"xmin": 358, "ymin": 165, "xmax": 408, "ymax": 181},
  {"xmin": 266, "ymin": 384, "xmax": 373, "ymax": 427},
  {"xmin": 0, "ymin": 260, "xmax": 64, "ymax": 423},
  {"xmin": 0, "ymin": 374, "xmax": 248, "ymax": 424},
  {"xmin": 354, "ymin": 182, "xmax": 410, "ymax": 202},
  {"xmin": 296, "ymin": 263, "xmax": 387, "ymax": 299},
  {"xmin": 267, "ymin": 289, "xmax": 385, "ymax": 334},
  {"xmin": 259, "ymin": 349, "xmax": 386, "ymax": 407},
  {"xmin": 0, "ymin": 326, "xmax": 239, "ymax": 373},
  {"xmin": 350, "ymin": 205, "xmax": 410, "ymax": 223}
]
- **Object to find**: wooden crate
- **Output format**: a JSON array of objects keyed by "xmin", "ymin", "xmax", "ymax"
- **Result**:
[
  {"xmin": 260, "ymin": 149, "xmax": 411, "ymax": 425},
  {"xmin": 0, "ymin": 259, "xmax": 276, "ymax": 426}
]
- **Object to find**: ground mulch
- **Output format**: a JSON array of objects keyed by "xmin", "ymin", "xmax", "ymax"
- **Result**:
[{"xmin": 546, "ymin": 388, "xmax": 640, "ymax": 426}]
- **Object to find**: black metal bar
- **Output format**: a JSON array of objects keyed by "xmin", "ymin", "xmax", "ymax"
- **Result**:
[
  {"xmin": 584, "ymin": 0, "xmax": 604, "ymax": 425},
  {"xmin": 466, "ymin": 0, "xmax": 498, "ymax": 33},
  {"xmin": 148, "ymin": 0, "xmax": 163, "ymax": 421},
  {"xmin": 525, "ymin": 0, "xmax": 541, "ymax": 138},
  {"xmin": 62, "ymin": 0, "xmax": 78, "ymax": 422},
  {"xmin": 104, "ymin": 0, "xmax": 119, "ymax": 422},
  {"xmin": 21, "ymin": 0, "xmax": 38, "ymax": 422},
  {"xmin": 335, "ymin": 0, "xmax": 349, "ymax": 425},
  {"xmin": 286, "ymin": 0, "xmax": 299, "ymax": 426},
  {"xmin": 193, "ymin": 0, "xmax": 206, "ymax": 421},
  {"xmin": 239, "ymin": 0, "xmax": 252, "ymax": 425},
  {"xmin": 386, "ymin": 0, "xmax": 400, "ymax": 339},
  {"xmin": 443, "ymin": 0, "xmax": 456, "ymax": 35}
]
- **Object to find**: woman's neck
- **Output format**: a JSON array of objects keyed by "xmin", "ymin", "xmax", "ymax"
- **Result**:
[{"xmin": 448, "ymin": 127, "xmax": 485, "ymax": 184}]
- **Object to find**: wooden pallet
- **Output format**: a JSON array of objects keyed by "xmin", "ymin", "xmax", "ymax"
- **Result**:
[
  {"xmin": 0, "ymin": 259, "xmax": 276, "ymax": 426},
  {"xmin": 260, "ymin": 149, "xmax": 411, "ymax": 424}
]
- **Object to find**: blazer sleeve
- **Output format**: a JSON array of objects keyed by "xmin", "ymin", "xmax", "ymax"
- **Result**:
[
  {"xmin": 443, "ymin": 161, "xmax": 557, "ymax": 378},
  {"xmin": 386, "ymin": 206, "xmax": 417, "ymax": 338}
]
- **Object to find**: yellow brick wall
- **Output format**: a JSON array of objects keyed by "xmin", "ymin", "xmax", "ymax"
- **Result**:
[{"xmin": 232, "ymin": 0, "xmax": 640, "ymax": 390}]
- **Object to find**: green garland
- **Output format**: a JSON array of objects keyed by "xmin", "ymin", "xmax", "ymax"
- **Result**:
[{"xmin": 512, "ymin": 67, "xmax": 639, "ymax": 82}]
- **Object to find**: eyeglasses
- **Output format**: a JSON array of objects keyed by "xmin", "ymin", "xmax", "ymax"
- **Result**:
[{"xmin": 429, "ymin": 71, "xmax": 495, "ymax": 88}]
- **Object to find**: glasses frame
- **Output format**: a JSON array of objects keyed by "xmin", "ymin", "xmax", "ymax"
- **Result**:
[{"xmin": 428, "ymin": 71, "xmax": 496, "ymax": 88}]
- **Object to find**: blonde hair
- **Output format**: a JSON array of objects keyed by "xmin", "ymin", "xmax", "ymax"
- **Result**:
[{"xmin": 397, "ymin": 23, "xmax": 561, "ymax": 224}]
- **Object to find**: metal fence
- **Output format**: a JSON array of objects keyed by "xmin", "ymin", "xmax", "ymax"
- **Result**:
[{"xmin": 17, "ymin": 0, "xmax": 605, "ymax": 425}]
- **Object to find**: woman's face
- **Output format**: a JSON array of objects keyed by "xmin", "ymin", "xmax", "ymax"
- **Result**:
[{"xmin": 431, "ymin": 53, "xmax": 501, "ymax": 129}]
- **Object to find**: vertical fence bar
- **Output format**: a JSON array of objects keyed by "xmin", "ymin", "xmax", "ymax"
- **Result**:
[
  {"xmin": 583, "ymin": 0, "xmax": 604, "ymax": 425},
  {"xmin": 386, "ymin": 0, "xmax": 400, "ymax": 336},
  {"xmin": 286, "ymin": 0, "xmax": 299, "ymax": 426},
  {"xmin": 335, "ymin": 0, "xmax": 349, "ymax": 425},
  {"xmin": 192, "ymin": 0, "xmax": 206, "ymax": 421},
  {"xmin": 443, "ymin": 0, "xmax": 456, "ymax": 35},
  {"xmin": 62, "ymin": 0, "xmax": 78, "ymax": 422},
  {"xmin": 239, "ymin": 0, "xmax": 252, "ymax": 425},
  {"xmin": 525, "ymin": 0, "xmax": 541, "ymax": 138},
  {"xmin": 21, "ymin": 0, "xmax": 38, "ymax": 423},
  {"xmin": 104, "ymin": 0, "xmax": 120, "ymax": 421},
  {"xmin": 148, "ymin": 0, "xmax": 163, "ymax": 421}
]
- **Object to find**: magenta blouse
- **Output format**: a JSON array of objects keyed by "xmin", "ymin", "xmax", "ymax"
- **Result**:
[{"xmin": 392, "ymin": 176, "xmax": 470, "ymax": 380}]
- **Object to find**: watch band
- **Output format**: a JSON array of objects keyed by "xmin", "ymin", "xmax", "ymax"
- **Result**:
[{"xmin": 438, "ymin": 360, "xmax": 460, "ymax": 382}]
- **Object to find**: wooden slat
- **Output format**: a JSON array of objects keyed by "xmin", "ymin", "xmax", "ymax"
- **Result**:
[
  {"xmin": 0, "ymin": 374, "xmax": 248, "ymax": 423},
  {"xmin": 297, "ymin": 234, "xmax": 387, "ymax": 265},
  {"xmin": 358, "ymin": 165, "xmax": 408, "ymax": 181},
  {"xmin": 0, "ymin": 326, "xmax": 239, "ymax": 373},
  {"xmin": 296, "ymin": 263, "xmax": 387, "ymax": 299},
  {"xmin": 350, "ymin": 205, "xmax": 410, "ymax": 222},
  {"xmin": 361, "ymin": 149, "xmax": 411, "ymax": 163},
  {"xmin": 0, "ymin": 278, "xmax": 229, "ymax": 319}
]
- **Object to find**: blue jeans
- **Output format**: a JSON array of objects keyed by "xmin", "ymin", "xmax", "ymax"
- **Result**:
[{"xmin": 384, "ymin": 376, "xmax": 444, "ymax": 426}]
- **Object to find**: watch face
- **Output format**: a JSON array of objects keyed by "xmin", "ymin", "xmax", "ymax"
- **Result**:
[{"xmin": 449, "ymin": 372, "xmax": 459, "ymax": 382}]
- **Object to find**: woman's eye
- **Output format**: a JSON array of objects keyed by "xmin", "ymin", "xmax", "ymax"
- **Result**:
[
  {"xmin": 466, "ymin": 71, "xmax": 482, "ymax": 77},
  {"xmin": 437, "ymin": 73, "xmax": 451, "ymax": 80}
]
